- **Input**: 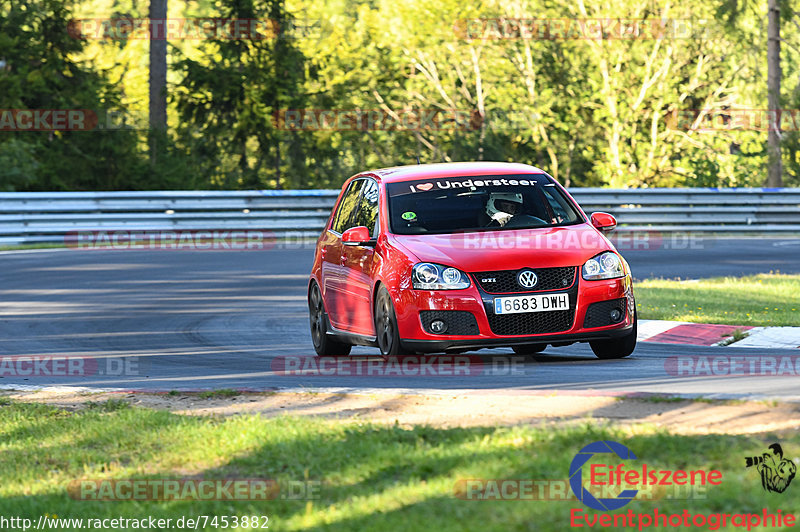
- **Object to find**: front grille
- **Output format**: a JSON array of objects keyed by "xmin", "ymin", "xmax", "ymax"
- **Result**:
[
  {"xmin": 473, "ymin": 266, "xmax": 576, "ymax": 293},
  {"xmin": 583, "ymin": 298, "xmax": 627, "ymax": 329},
  {"xmin": 420, "ymin": 310, "xmax": 480, "ymax": 335},
  {"xmin": 484, "ymin": 283, "xmax": 578, "ymax": 336}
]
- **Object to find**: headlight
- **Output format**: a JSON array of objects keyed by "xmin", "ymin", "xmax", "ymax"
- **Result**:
[
  {"xmin": 412, "ymin": 263, "xmax": 471, "ymax": 290},
  {"xmin": 582, "ymin": 252, "xmax": 624, "ymax": 280}
]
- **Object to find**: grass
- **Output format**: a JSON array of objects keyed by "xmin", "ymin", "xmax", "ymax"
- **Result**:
[
  {"xmin": 621, "ymin": 395, "xmax": 749, "ymax": 406},
  {"xmin": 0, "ymin": 243, "xmax": 66, "ymax": 251},
  {"xmin": 636, "ymin": 273, "xmax": 800, "ymax": 326},
  {"xmin": 718, "ymin": 328, "xmax": 750, "ymax": 346},
  {"xmin": 621, "ymin": 395, "xmax": 687, "ymax": 404},
  {"xmin": 197, "ymin": 389, "xmax": 241, "ymax": 399},
  {"xmin": 1, "ymin": 400, "xmax": 799, "ymax": 531},
  {"xmin": 82, "ymin": 399, "xmax": 130, "ymax": 412},
  {"xmin": 164, "ymin": 389, "xmax": 243, "ymax": 399}
]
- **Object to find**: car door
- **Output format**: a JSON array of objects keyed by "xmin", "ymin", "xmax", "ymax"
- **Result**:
[
  {"xmin": 339, "ymin": 178, "xmax": 379, "ymax": 335},
  {"xmin": 321, "ymin": 179, "xmax": 365, "ymax": 330}
]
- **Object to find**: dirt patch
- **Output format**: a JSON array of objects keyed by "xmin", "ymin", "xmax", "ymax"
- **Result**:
[{"xmin": 2, "ymin": 389, "xmax": 797, "ymax": 435}]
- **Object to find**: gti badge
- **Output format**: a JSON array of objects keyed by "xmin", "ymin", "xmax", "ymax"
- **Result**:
[{"xmin": 517, "ymin": 270, "xmax": 538, "ymax": 289}]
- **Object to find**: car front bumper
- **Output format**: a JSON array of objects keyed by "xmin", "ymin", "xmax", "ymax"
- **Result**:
[{"xmin": 392, "ymin": 274, "xmax": 635, "ymax": 353}]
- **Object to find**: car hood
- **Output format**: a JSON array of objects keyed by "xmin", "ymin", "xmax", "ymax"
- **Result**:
[{"xmin": 389, "ymin": 223, "xmax": 612, "ymax": 272}]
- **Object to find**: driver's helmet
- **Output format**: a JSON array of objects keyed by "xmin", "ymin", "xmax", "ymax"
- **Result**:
[{"xmin": 486, "ymin": 192, "xmax": 523, "ymax": 219}]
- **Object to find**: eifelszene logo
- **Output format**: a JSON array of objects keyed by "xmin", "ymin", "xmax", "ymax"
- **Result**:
[
  {"xmin": 570, "ymin": 441, "xmax": 639, "ymax": 511},
  {"xmin": 745, "ymin": 443, "xmax": 797, "ymax": 494},
  {"xmin": 569, "ymin": 440, "xmax": 723, "ymax": 511}
]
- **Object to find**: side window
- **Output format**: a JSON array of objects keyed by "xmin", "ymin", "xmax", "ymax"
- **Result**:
[
  {"xmin": 352, "ymin": 179, "xmax": 379, "ymax": 235},
  {"xmin": 541, "ymin": 186, "xmax": 573, "ymax": 224},
  {"xmin": 332, "ymin": 180, "xmax": 365, "ymax": 233}
]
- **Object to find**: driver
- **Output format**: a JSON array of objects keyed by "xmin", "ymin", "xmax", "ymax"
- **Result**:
[{"xmin": 485, "ymin": 192, "xmax": 523, "ymax": 227}]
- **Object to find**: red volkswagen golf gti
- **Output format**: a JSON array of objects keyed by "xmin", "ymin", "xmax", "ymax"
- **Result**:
[{"xmin": 308, "ymin": 162, "xmax": 636, "ymax": 359}]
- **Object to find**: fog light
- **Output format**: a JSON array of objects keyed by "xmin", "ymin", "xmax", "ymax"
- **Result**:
[
  {"xmin": 430, "ymin": 320, "xmax": 447, "ymax": 334},
  {"xmin": 609, "ymin": 309, "xmax": 622, "ymax": 322}
]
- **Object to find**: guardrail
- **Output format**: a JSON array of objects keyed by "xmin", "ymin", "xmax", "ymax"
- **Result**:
[{"xmin": 1, "ymin": 188, "xmax": 799, "ymax": 245}]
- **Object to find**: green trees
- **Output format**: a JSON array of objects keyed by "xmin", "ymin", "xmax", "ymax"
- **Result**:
[
  {"xmin": 1, "ymin": 0, "xmax": 799, "ymax": 190},
  {"xmin": 173, "ymin": 0, "xmax": 309, "ymax": 189},
  {"xmin": 0, "ymin": 0, "xmax": 143, "ymax": 190}
]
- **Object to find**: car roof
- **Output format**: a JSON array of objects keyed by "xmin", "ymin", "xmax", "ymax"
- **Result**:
[{"xmin": 363, "ymin": 162, "xmax": 547, "ymax": 183}]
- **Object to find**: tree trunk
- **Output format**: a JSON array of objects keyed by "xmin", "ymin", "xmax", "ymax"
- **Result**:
[
  {"xmin": 767, "ymin": 0, "xmax": 782, "ymax": 187},
  {"xmin": 149, "ymin": 0, "xmax": 168, "ymax": 164}
]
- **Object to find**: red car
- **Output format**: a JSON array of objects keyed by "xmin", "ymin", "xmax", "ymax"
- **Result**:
[{"xmin": 308, "ymin": 162, "xmax": 636, "ymax": 359}]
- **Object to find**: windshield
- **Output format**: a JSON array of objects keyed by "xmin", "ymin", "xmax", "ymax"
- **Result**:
[{"xmin": 386, "ymin": 174, "xmax": 583, "ymax": 235}]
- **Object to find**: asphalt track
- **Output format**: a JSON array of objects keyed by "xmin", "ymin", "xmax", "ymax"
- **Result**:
[{"xmin": 0, "ymin": 237, "xmax": 799, "ymax": 399}]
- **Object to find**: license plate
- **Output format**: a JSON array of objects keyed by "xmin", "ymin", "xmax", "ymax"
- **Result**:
[{"xmin": 494, "ymin": 293, "xmax": 570, "ymax": 315}]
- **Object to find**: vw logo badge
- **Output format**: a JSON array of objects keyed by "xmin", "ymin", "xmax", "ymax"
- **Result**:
[{"xmin": 517, "ymin": 270, "xmax": 538, "ymax": 289}]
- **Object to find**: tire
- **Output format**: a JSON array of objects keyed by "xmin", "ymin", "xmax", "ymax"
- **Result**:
[
  {"xmin": 374, "ymin": 285, "xmax": 411, "ymax": 357},
  {"xmin": 589, "ymin": 311, "xmax": 637, "ymax": 359},
  {"xmin": 512, "ymin": 344, "xmax": 547, "ymax": 355},
  {"xmin": 308, "ymin": 282, "xmax": 352, "ymax": 357}
]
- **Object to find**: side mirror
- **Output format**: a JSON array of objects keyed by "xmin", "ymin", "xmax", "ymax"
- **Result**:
[
  {"xmin": 590, "ymin": 212, "xmax": 617, "ymax": 233},
  {"xmin": 342, "ymin": 226, "xmax": 375, "ymax": 246}
]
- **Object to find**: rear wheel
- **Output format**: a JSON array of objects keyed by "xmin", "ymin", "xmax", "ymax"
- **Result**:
[
  {"xmin": 308, "ymin": 282, "xmax": 351, "ymax": 357},
  {"xmin": 512, "ymin": 344, "xmax": 547, "ymax": 355},
  {"xmin": 374, "ymin": 286, "xmax": 411, "ymax": 357},
  {"xmin": 589, "ymin": 311, "xmax": 637, "ymax": 359}
]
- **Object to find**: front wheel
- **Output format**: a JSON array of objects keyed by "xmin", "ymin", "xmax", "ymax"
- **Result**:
[
  {"xmin": 374, "ymin": 286, "xmax": 411, "ymax": 357},
  {"xmin": 308, "ymin": 282, "xmax": 351, "ymax": 357},
  {"xmin": 589, "ymin": 312, "xmax": 637, "ymax": 359}
]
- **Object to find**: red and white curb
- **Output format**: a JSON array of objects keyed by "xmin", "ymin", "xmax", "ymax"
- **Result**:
[{"xmin": 639, "ymin": 320, "xmax": 800, "ymax": 348}]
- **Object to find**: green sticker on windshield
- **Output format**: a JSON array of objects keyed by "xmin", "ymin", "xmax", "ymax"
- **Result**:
[{"xmin": 401, "ymin": 211, "xmax": 417, "ymax": 221}]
